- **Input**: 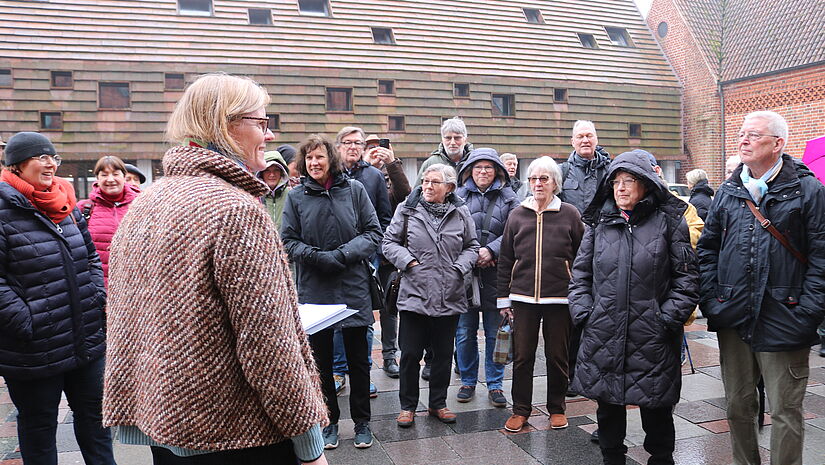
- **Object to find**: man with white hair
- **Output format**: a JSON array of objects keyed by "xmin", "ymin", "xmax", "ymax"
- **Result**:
[
  {"xmin": 698, "ymin": 111, "xmax": 825, "ymax": 465},
  {"xmin": 415, "ymin": 117, "xmax": 473, "ymax": 186},
  {"xmin": 725, "ymin": 155, "xmax": 741, "ymax": 180},
  {"xmin": 559, "ymin": 120, "xmax": 611, "ymax": 213}
]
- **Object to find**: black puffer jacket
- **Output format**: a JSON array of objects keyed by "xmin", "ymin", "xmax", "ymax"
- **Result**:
[
  {"xmin": 280, "ymin": 173, "xmax": 382, "ymax": 328},
  {"xmin": 455, "ymin": 149, "xmax": 520, "ymax": 312},
  {"xmin": 346, "ymin": 160, "xmax": 392, "ymax": 231},
  {"xmin": 559, "ymin": 146, "xmax": 611, "ymax": 214},
  {"xmin": 0, "ymin": 183, "xmax": 106, "ymax": 380},
  {"xmin": 569, "ymin": 150, "xmax": 699, "ymax": 408},
  {"xmin": 689, "ymin": 179, "xmax": 714, "ymax": 221},
  {"xmin": 697, "ymin": 154, "xmax": 825, "ymax": 352}
]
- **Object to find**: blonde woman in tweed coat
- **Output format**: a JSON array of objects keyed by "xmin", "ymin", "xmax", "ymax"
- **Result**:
[{"xmin": 103, "ymin": 73, "xmax": 329, "ymax": 465}]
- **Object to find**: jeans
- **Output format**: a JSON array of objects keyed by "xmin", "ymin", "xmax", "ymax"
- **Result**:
[
  {"xmin": 332, "ymin": 325, "xmax": 375, "ymax": 375},
  {"xmin": 398, "ymin": 311, "xmax": 459, "ymax": 411},
  {"xmin": 310, "ymin": 326, "xmax": 371, "ymax": 424},
  {"xmin": 718, "ymin": 328, "xmax": 809, "ymax": 465},
  {"xmin": 597, "ymin": 401, "xmax": 675, "ymax": 465},
  {"xmin": 455, "ymin": 308, "xmax": 504, "ymax": 389},
  {"xmin": 5, "ymin": 356, "xmax": 115, "ymax": 465},
  {"xmin": 150, "ymin": 440, "xmax": 296, "ymax": 464}
]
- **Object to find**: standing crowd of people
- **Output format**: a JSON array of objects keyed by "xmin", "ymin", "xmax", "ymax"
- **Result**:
[{"xmin": 0, "ymin": 72, "xmax": 823, "ymax": 465}]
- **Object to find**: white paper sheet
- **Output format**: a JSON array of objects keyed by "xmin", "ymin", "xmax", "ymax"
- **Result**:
[{"xmin": 298, "ymin": 304, "xmax": 358, "ymax": 335}]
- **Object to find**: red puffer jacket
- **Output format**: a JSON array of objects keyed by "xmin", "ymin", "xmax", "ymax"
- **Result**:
[{"xmin": 78, "ymin": 183, "xmax": 140, "ymax": 287}]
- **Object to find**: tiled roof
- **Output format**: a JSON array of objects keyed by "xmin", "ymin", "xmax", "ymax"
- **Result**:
[
  {"xmin": 674, "ymin": 0, "xmax": 824, "ymax": 82},
  {"xmin": 0, "ymin": 0, "xmax": 679, "ymax": 87}
]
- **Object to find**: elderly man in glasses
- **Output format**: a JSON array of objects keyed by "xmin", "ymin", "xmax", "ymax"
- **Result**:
[
  {"xmin": 415, "ymin": 117, "xmax": 473, "ymax": 186},
  {"xmin": 698, "ymin": 111, "xmax": 825, "ymax": 465}
]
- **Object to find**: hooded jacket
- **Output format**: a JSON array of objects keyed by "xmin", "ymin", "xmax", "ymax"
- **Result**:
[
  {"xmin": 382, "ymin": 187, "xmax": 479, "ymax": 317},
  {"xmin": 0, "ymin": 184, "xmax": 106, "ymax": 380},
  {"xmin": 569, "ymin": 150, "xmax": 699, "ymax": 408},
  {"xmin": 559, "ymin": 146, "xmax": 611, "ymax": 214},
  {"xmin": 697, "ymin": 154, "xmax": 825, "ymax": 352},
  {"xmin": 455, "ymin": 148, "xmax": 521, "ymax": 312},
  {"xmin": 688, "ymin": 179, "xmax": 714, "ymax": 221},
  {"xmin": 280, "ymin": 173, "xmax": 382, "ymax": 328},
  {"xmin": 415, "ymin": 142, "xmax": 474, "ymax": 185},
  {"xmin": 78, "ymin": 182, "xmax": 140, "ymax": 287},
  {"xmin": 257, "ymin": 150, "xmax": 291, "ymax": 229}
]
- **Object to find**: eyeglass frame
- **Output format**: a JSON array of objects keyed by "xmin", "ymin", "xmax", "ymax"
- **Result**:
[
  {"xmin": 472, "ymin": 164, "xmax": 495, "ymax": 172},
  {"xmin": 527, "ymin": 175, "xmax": 550, "ymax": 184},
  {"xmin": 339, "ymin": 140, "xmax": 366, "ymax": 148},
  {"xmin": 238, "ymin": 116, "xmax": 271, "ymax": 133},
  {"xmin": 32, "ymin": 154, "xmax": 62, "ymax": 167},
  {"xmin": 611, "ymin": 177, "xmax": 638, "ymax": 188},
  {"xmin": 421, "ymin": 179, "xmax": 448, "ymax": 186},
  {"xmin": 737, "ymin": 131, "xmax": 780, "ymax": 142}
]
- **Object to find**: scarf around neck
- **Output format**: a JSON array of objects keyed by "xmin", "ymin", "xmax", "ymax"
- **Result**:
[
  {"xmin": 420, "ymin": 197, "xmax": 450, "ymax": 219},
  {"xmin": 1, "ymin": 169, "xmax": 77, "ymax": 223},
  {"xmin": 740, "ymin": 157, "xmax": 782, "ymax": 204}
]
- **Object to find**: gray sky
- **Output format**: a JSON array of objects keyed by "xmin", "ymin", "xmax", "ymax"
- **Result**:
[{"xmin": 635, "ymin": 0, "xmax": 652, "ymax": 16}]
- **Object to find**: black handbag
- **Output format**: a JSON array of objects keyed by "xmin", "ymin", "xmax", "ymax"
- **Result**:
[
  {"xmin": 366, "ymin": 262, "xmax": 385, "ymax": 311},
  {"xmin": 385, "ymin": 214, "xmax": 410, "ymax": 316}
]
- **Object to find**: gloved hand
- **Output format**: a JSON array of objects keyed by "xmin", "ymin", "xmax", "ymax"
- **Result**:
[{"xmin": 313, "ymin": 250, "xmax": 346, "ymax": 273}]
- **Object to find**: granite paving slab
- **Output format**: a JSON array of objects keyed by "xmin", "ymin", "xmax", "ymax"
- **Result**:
[
  {"xmin": 508, "ymin": 417, "xmax": 637, "ymax": 465},
  {"xmin": 324, "ymin": 440, "xmax": 394, "ymax": 465},
  {"xmin": 627, "ymin": 431, "xmax": 769, "ymax": 465},
  {"xmin": 382, "ymin": 436, "xmax": 459, "ymax": 465},
  {"xmin": 447, "ymin": 408, "xmax": 514, "ymax": 434},
  {"xmin": 757, "ymin": 422, "xmax": 825, "ymax": 465},
  {"xmin": 679, "ymin": 372, "xmax": 726, "ymax": 402},
  {"xmin": 803, "ymin": 393, "xmax": 825, "ymax": 417},
  {"xmin": 370, "ymin": 414, "xmax": 456, "ymax": 443},
  {"xmin": 674, "ymin": 400, "xmax": 729, "ymax": 423}
]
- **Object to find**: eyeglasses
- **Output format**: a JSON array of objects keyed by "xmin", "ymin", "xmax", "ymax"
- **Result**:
[
  {"xmin": 611, "ymin": 178, "xmax": 637, "ymax": 188},
  {"xmin": 340, "ymin": 140, "xmax": 366, "ymax": 147},
  {"xmin": 738, "ymin": 131, "xmax": 780, "ymax": 142},
  {"xmin": 239, "ymin": 116, "xmax": 270, "ymax": 133},
  {"xmin": 34, "ymin": 154, "xmax": 62, "ymax": 166},
  {"xmin": 422, "ymin": 179, "xmax": 446, "ymax": 186},
  {"xmin": 527, "ymin": 176, "xmax": 550, "ymax": 184},
  {"xmin": 473, "ymin": 165, "xmax": 495, "ymax": 172}
]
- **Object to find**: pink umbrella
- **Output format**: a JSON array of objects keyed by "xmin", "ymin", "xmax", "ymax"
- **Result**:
[{"xmin": 803, "ymin": 136, "xmax": 825, "ymax": 185}]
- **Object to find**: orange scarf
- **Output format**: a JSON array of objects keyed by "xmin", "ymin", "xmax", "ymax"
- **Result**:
[{"xmin": 1, "ymin": 169, "xmax": 77, "ymax": 223}]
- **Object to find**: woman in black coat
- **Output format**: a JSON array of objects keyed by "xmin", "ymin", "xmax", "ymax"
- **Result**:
[
  {"xmin": 0, "ymin": 132, "xmax": 113, "ymax": 463},
  {"xmin": 280, "ymin": 134, "xmax": 382, "ymax": 451},
  {"xmin": 569, "ymin": 149, "xmax": 698, "ymax": 465},
  {"xmin": 686, "ymin": 168, "xmax": 714, "ymax": 221}
]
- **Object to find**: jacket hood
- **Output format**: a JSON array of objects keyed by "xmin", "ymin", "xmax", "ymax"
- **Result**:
[
  {"xmin": 457, "ymin": 148, "xmax": 509, "ymax": 187},
  {"xmin": 431, "ymin": 142, "xmax": 474, "ymax": 164},
  {"xmin": 581, "ymin": 149, "xmax": 681, "ymax": 226},
  {"xmin": 567, "ymin": 146, "xmax": 611, "ymax": 168},
  {"xmin": 404, "ymin": 185, "xmax": 466, "ymax": 209},
  {"xmin": 691, "ymin": 179, "xmax": 714, "ymax": 197},
  {"xmin": 257, "ymin": 151, "xmax": 289, "ymax": 191}
]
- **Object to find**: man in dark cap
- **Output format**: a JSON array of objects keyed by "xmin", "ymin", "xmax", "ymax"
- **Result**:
[
  {"xmin": 123, "ymin": 163, "xmax": 146, "ymax": 188},
  {"xmin": 277, "ymin": 144, "xmax": 301, "ymax": 188}
]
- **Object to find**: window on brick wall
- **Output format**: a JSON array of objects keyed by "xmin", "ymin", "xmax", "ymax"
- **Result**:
[
  {"xmin": 657, "ymin": 22, "xmax": 668, "ymax": 39},
  {"xmin": 99, "ymin": 82, "xmax": 130, "ymax": 109},
  {"xmin": 178, "ymin": 0, "xmax": 212, "ymax": 16},
  {"xmin": 164, "ymin": 73, "xmax": 185, "ymax": 90},
  {"xmin": 388, "ymin": 115, "xmax": 405, "ymax": 132},
  {"xmin": 51, "ymin": 71, "xmax": 73, "ymax": 89},
  {"xmin": 326, "ymin": 87, "xmax": 352, "ymax": 112},
  {"xmin": 454, "ymin": 83, "xmax": 470, "ymax": 97},
  {"xmin": 378, "ymin": 79, "xmax": 395, "ymax": 95},
  {"xmin": 40, "ymin": 112, "xmax": 63, "ymax": 131},
  {"xmin": 629, "ymin": 123, "xmax": 642, "ymax": 138},
  {"xmin": 0, "ymin": 69, "xmax": 12, "ymax": 87},
  {"xmin": 249, "ymin": 8, "xmax": 272, "ymax": 25},
  {"xmin": 492, "ymin": 94, "xmax": 515, "ymax": 117}
]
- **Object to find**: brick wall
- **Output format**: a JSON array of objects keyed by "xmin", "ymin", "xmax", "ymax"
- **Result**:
[
  {"xmin": 647, "ymin": 0, "xmax": 724, "ymax": 183},
  {"xmin": 723, "ymin": 64, "xmax": 825, "ymax": 162}
]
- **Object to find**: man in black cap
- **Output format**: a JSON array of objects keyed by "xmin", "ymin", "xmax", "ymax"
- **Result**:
[
  {"xmin": 123, "ymin": 163, "xmax": 146, "ymax": 188},
  {"xmin": 276, "ymin": 144, "xmax": 301, "ymax": 188}
]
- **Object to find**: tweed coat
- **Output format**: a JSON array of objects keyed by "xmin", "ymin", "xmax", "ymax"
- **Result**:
[
  {"xmin": 0, "ymin": 184, "xmax": 106, "ymax": 380},
  {"xmin": 568, "ymin": 150, "xmax": 699, "ymax": 409},
  {"xmin": 103, "ymin": 145, "xmax": 328, "ymax": 450}
]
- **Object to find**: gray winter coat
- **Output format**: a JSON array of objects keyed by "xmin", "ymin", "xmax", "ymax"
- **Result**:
[
  {"xmin": 455, "ymin": 148, "xmax": 520, "ymax": 312},
  {"xmin": 569, "ymin": 150, "xmax": 699, "ymax": 408},
  {"xmin": 382, "ymin": 187, "xmax": 479, "ymax": 317},
  {"xmin": 559, "ymin": 147, "xmax": 611, "ymax": 214},
  {"xmin": 280, "ymin": 173, "xmax": 382, "ymax": 328}
]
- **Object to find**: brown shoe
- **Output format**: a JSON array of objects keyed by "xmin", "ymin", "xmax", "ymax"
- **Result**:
[
  {"xmin": 550, "ymin": 413, "xmax": 568, "ymax": 429},
  {"xmin": 396, "ymin": 410, "xmax": 415, "ymax": 428},
  {"xmin": 427, "ymin": 407, "xmax": 457, "ymax": 423},
  {"xmin": 504, "ymin": 414, "xmax": 528, "ymax": 432}
]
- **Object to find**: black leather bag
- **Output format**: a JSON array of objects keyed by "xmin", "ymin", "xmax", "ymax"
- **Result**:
[
  {"xmin": 385, "ymin": 214, "xmax": 410, "ymax": 316},
  {"xmin": 367, "ymin": 262, "xmax": 385, "ymax": 311}
]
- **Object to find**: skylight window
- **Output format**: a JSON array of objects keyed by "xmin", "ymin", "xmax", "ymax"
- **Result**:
[
  {"xmin": 371, "ymin": 27, "xmax": 395, "ymax": 45},
  {"xmin": 578, "ymin": 33, "xmax": 599, "ymax": 49},
  {"xmin": 178, "ymin": 0, "xmax": 211, "ymax": 16},
  {"xmin": 298, "ymin": 0, "xmax": 331, "ymax": 17},
  {"xmin": 605, "ymin": 27, "xmax": 634, "ymax": 47},
  {"xmin": 523, "ymin": 8, "xmax": 544, "ymax": 24}
]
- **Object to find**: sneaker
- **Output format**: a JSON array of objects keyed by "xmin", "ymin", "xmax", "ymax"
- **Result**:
[
  {"xmin": 369, "ymin": 382, "xmax": 378, "ymax": 398},
  {"xmin": 334, "ymin": 374, "xmax": 346, "ymax": 395},
  {"xmin": 590, "ymin": 429, "xmax": 600, "ymax": 443},
  {"xmin": 488, "ymin": 389, "xmax": 507, "ymax": 408},
  {"xmin": 383, "ymin": 359, "xmax": 400, "ymax": 378},
  {"xmin": 353, "ymin": 422, "xmax": 373, "ymax": 449},
  {"xmin": 550, "ymin": 413, "xmax": 568, "ymax": 429},
  {"xmin": 322, "ymin": 424, "xmax": 339, "ymax": 449},
  {"xmin": 421, "ymin": 364, "xmax": 431, "ymax": 381},
  {"xmin": 396, "ymin": 410, "xmax": 415, "ymax": 428},
  {"xmin": 456, "ymin": 385, "xmax": 475, "ymax": 403},
  {"xmin": 504, "ymin": 414, "xmax": 528, "ymax": 432}
]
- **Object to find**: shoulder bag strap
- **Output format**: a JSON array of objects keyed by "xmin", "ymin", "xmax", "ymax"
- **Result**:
[
  {"xmin": 744, "ymin": 199, "xmax": 808, "ymax": 265},
  {"xmin": 478, "ymin": 190, "xmax": 499, "ymax": 247}
]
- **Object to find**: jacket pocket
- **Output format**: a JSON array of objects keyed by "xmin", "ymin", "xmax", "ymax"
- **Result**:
[
  {"xmin": 563, "ymin": 177, "xmax": 579, "ymax": 190},
  {"xmin": 767, "ymin": 286, "xmax": 801, "ymax": 307}
]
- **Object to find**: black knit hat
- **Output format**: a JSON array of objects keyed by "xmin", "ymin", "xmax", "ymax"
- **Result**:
[
  {"xmin": 124, "ymin": 163, "xmax": 147, "ymax": 184},
  {"xmin": 276, "ymin": 144, "xmax": 297, "ymax": 165},
  {"xmin": 3, "ymin": 132, "xmax": 56, "ymax": 166}
]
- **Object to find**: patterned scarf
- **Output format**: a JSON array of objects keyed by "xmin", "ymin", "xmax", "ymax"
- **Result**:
[
  {"xmin": 420, "ymin": 198, "xmax": 450, "ymax": 227},
  {"xmin": 1, "ymin": 169, "xmax": 77, "ymax": 223}
]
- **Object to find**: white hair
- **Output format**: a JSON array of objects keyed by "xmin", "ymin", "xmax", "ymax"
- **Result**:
[
  {"xmin": 441, "ymin": 117, "xmax": 467, "ymax": 138},
  {"xmin": 499, "ymin": 153, "xmax": 517, "ymax": 162},
  {"xmin": 685, "ymin": 168, "xmax": 708, "ymax": 185},
  {"xmin": 743, "ymin": 111, "xmax": 788, "ymax": 141},
  {"xmin": 423, "ymin": 163, "xmax": 458, "ymax": 188},
  {"xmin": 526, "ymin": 156, "xmax": 562, "ymax": 195},
  {"xmin": 572, "ymin": 120, "xmax": 597, "ymax": 137},
  {"xmin": 335, "ymin": 126, "xmax": 365, "ymax": 146}
]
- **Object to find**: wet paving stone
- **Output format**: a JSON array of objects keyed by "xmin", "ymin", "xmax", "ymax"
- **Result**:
[
  {"xmin": 674, "ymin": 400, "xmax": 728, "ymax": 423},
  {"xmin": 370, "ymin": 414, "xmax": 456, "ymax": 443},
  {"xmin": 447, "ymin": 408, "xmax": 514, "ymax": 434}
]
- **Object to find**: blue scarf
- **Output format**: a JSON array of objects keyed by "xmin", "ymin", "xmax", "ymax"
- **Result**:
[{"xmin": 740, "ymin": 157, "xmax": 782, "ymax": 204}]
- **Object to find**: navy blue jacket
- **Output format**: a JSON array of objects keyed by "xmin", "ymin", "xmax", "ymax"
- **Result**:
[
  {"xmin": 697, "ymin": 154, "xmax": 825, "ymax": 351},
  {"xmin": 0, "ymin": 183, "xmax": 106, "ymax": 380},
  {"xmin": 346, "ymin": 160, "xmax": 392, "ymax": 232}
]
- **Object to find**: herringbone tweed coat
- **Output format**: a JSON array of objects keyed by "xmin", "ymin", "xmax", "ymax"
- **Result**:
[{"xmin": 103, "ymin": 145, "xmax": 327, "ymax": 450}]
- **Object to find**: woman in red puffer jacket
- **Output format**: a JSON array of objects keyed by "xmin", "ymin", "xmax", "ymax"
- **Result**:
[{"xmin": 78, "ymin": 155, "xmax": 140, "ymax": 287}]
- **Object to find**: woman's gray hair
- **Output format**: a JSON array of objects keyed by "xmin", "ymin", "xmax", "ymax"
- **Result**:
[
  {"xmin": 440, "ymin": 117, "xmax": 467, "ymax": 138},
  {"xmin": 422, "ymin": 163, "xmax": 457, "ymax": 188},
  {"xmin": 526, "ymin": 156, "xmax": 562, "ymax": 195},
  {"xmin": 685, "ymin": 168, "xmax": 708, "ymax": 186}
]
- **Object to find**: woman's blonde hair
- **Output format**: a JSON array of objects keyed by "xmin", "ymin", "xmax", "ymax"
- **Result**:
[{"xmin": 166, "ymin": 73, "xmax": 270, "ymax": 163}]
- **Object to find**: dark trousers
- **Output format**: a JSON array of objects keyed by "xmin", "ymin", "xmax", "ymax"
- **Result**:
[
  {"xmin": 5, "ymin": 356, "xmax": 115, "ymax": 465},
  {"xmin": 310, "ymin": 325, "xmax": 371, "ymax": 425},
  {"xmin": 398, "ymin": 311, "xmax": 459, "ymax": 411},
  {"xmin": 511, "ymin": 302, "xmax": 570, "ymax": 416},
  {"xmin": 568, "ymin": 324, "xmax": 582, "ymax": 383},
  {"xmin": 151, "ymin": 440, "xmax": 297, "ymax": 464},
  {"xmin": 596, "ymin": 401, "xmax": 675, "ymax": 465}
]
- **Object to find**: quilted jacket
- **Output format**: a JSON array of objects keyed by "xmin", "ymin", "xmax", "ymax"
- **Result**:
[
  {"xmin": 568, "ymin": 150, "xmax": 699, "ymax": 408},
  {"xmin": 0, "ymin": 182, "xmax": 106, "ymax": 380}
]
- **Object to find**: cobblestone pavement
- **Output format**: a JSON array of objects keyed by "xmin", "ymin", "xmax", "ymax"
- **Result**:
[{"xmin": 1, "ymin": 317, "xmax": 824, "ymax": 464}]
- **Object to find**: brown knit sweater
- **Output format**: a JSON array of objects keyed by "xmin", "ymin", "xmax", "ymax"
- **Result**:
[{"xmin": 103, "ymin": 145, "xmax": 328, "ymax": 450}]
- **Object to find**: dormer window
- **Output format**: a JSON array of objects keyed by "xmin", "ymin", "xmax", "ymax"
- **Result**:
[
  {"xmin": 523, "ymin": 8, "xmax": 544, "ymax": 24},
  {"xmin": 298, "ymin": 0, "xmax": 331, "ymax": 17},
  {"xmin": 371, "ymin": 27, "xmax": 395, "ymax": 45}
]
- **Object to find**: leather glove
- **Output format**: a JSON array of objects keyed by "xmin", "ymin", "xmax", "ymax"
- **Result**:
[{"xmin": 314, "ymin": 251, "xmax": 346, "ymax": 273}]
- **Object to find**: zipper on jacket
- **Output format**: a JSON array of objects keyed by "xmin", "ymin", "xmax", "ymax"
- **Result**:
[
  {"xmin": 565, "ymin": 260, "xmax": 572, "ymax": 279},
  {"xmin": 534, "ymin": 211, "xmax": 543, "ymax": 301}
]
